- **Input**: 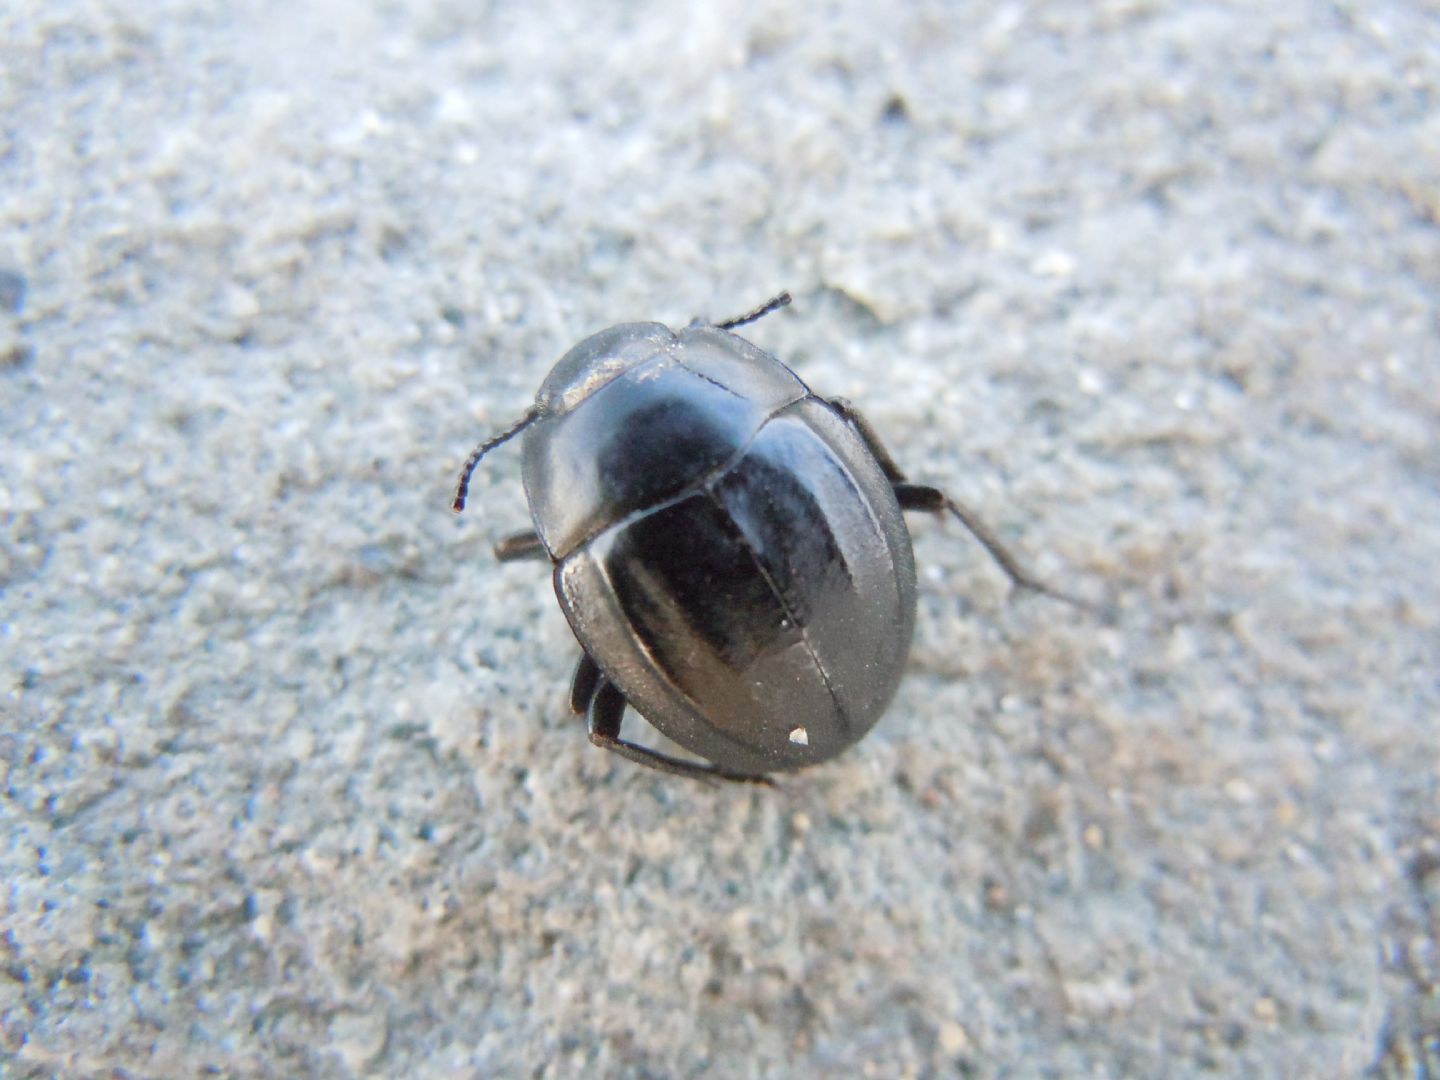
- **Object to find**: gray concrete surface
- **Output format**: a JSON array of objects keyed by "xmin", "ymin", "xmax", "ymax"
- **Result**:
[{"xmin": 2, "ymin": 1, "xmax": 1438, "ymax": 1076}]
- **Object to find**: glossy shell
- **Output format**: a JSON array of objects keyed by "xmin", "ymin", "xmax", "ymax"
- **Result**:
[{"xmin": 521, "ymin": 322, "xmax": 917, "ymax": 775}]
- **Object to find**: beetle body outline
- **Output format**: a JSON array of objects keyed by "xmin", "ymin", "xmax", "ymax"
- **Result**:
[{"xmin": 453, "ymin": 293, "xmax": 1074, "ymax": 783}]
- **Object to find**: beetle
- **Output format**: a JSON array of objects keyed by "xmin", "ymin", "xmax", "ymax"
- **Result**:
[{"xmin": 451, "ymin": 292, "xmax": 1076, "ymax": 783}]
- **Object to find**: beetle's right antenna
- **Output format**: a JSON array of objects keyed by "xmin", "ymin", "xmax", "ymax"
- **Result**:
[
  {"xmin": 451, "ymin": 407, "xmax": 538, "ymax": 513},
  {"xmin": 716, "ymin": 291, "xmax": 792, "ymax": 331}
]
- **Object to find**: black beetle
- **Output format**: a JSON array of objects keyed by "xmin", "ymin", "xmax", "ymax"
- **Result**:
[{"xmin": 452, "ymin": 293, "xmax": 1075, "ymax": 783}]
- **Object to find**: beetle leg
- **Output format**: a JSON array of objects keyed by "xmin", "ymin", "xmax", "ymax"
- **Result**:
[
  {"xmin": 585, "ymin": 677, "xmax": 774, "ymax": 786},
  {"xmin": 569, "ymin": 651, "xmax": 603, "ymax": 715},
  {"xmin": 828, "ymin": 396, "xmax": 1089, "ymax": 609},
  {"xmin": 824, "ymin": 397, "xmax": 909, "ymax": 485},
  {"xmin": 894, "ymin": 483, "xmax": 1090, "ymax": 609},
  {"xmin": 494, "ymin": 530, "xmax": 549, "ymax": 563}
]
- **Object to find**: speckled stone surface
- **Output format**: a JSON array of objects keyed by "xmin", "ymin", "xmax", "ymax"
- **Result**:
[{"xmin": 2, "ymin": 2, "xmax": 1438, "ymax": 1077}]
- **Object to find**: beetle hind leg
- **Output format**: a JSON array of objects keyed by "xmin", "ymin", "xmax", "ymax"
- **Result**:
[{"xmin": 570, "ymin": 654, "xmax": 773, "ymax": 786}]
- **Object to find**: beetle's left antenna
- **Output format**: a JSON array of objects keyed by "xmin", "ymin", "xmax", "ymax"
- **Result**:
[{"xmin": 451, "ymin": 407, "xmax": 539, "ymax": 513}]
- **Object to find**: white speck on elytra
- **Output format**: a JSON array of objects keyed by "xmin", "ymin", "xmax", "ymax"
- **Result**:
[{"xmin": 788, "ymin": 726, "xmax": 809, "ymax": 746}]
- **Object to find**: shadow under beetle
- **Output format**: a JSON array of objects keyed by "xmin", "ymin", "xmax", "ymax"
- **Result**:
[{"xmin": 452, "ymin": 293, "xmax": 1079, "ymax": 784}]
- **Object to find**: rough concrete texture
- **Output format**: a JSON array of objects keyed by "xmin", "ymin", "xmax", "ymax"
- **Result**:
[{"xmin": 2, "ymin": 1, "xmax": 1438, "ymax": 1077}]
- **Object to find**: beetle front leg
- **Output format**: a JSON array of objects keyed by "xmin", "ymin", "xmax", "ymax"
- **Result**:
[
  {"xmin": 494, "ymin": 529, "xmax": 549, "ymax": 563},
  {"xmin": 581, "ymin": 666, "xmax": 773, "ymax": 786}
]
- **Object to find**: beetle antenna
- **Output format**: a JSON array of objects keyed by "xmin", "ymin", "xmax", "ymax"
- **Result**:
[
  {"xmin": 716, "ymin": 291, "xmax": 792, "ymax": 331},
  {"xmin": 451, "ymin": 407, "xmax": 538, "ymax": 513}
]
